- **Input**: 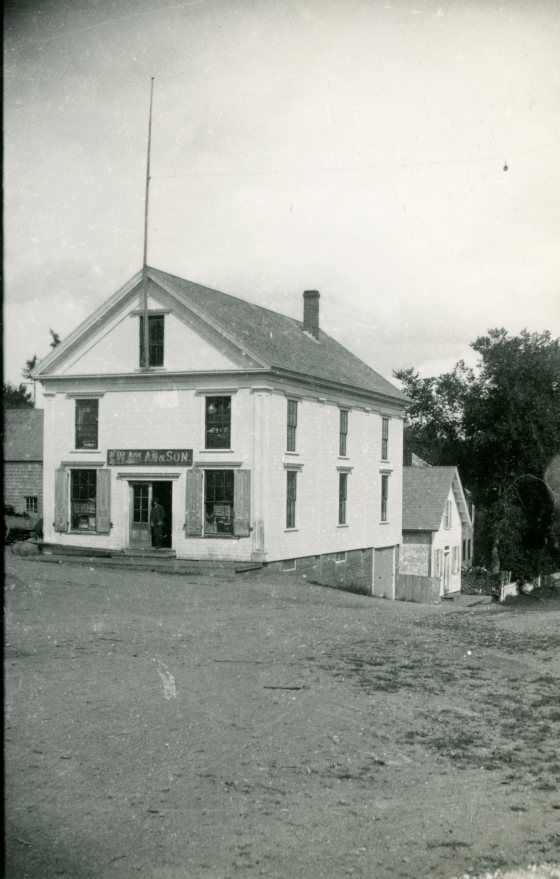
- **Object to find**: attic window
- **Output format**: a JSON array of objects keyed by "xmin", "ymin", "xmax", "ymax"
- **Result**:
[
  {"xmin": 444, "ymin": 500, "xmax": 452, "ymax": 529},
  {"xmin": 139, "ymin": 315, "xmax": 164, "ymax": 367}
]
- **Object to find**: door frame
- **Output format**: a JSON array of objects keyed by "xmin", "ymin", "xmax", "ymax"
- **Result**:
[{"xmin": 125, "ymin": 474, "xmax": 179, "ymax": 550}]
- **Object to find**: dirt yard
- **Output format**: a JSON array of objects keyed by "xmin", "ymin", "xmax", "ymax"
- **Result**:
[{"xmin": 5, "ymin": 552, "xmax": 560, "ymax": 879}]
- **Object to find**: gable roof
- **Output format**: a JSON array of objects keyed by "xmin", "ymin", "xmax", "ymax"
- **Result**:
[
  {"xmin": 402, "ymin": 466, "xmax": 471, "ymax": 531},
  {"xmin": 33, "ymin": 266, "xmax": 406, "ymax": 404},
  {"xmin": 4, "ymin": 409, "xmax": 44, "ymax": 462}
]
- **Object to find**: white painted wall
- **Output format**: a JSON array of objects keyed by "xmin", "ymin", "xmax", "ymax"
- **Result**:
[
  {"xmin": 42, "ymin": 382, "xmax": 404, "ymax": 564},
  {"xmin": 431, "ymin": 487, "xmax": 463, "ymax": 594}
]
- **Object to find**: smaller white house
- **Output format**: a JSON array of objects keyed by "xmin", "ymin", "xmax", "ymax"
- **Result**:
[{"xmin": 400, "ymin": 466, "xmax": 471, "ymax": 595}]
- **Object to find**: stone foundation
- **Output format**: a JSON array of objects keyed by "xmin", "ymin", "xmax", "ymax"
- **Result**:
[{"xmin": 266, "ymin": 548, "xmax": 374, "ymax": 595}]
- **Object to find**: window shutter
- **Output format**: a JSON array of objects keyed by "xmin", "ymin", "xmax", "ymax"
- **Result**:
[
  {"xmin": 96, "ymin": 469, "xmax": 111, "ymax": 533},
  {"xmin": 233, "ymin": 469, "xmax": 251, "ymax": 537},
  {"xmin": 185, "ymin": 468, "xmax": 203, "ymax": 536},
  {"xmin": 54, "ymin": 467, "xmax": 68, "ymax": 532}
]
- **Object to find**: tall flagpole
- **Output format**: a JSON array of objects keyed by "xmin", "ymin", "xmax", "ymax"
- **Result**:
[{"xmin": 142, "ymin": 76, "xmax": 155, "ymax": 369}]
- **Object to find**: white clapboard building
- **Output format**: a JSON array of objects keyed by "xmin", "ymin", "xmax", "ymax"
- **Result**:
[{"xmin": 33, "ymin": 267, "xmax": 407, "ymax": 595}]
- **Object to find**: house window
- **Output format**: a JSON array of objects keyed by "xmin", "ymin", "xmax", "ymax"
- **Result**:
[
  {"xmin": 381, "ymin": 417, "xmax": 389, "ymax": 461},
  {"xmin": 139, "ymin": 314, "xmax": 164, "ymax": 367},
  {"xmin": 444, "ymin": 500, "xmax": 452, "ymax": 529},
  {"xmin": 338, "ymin": 472, "xmax": 348, "ymax": 525},
  {"xmin": 204, "ymin": 469, "xmax": 234, "ymax": 534},
  {"xmin": 452, "ymin": 546, "xmax": 460, "ymax": 574},
  {"xmin": 75, "ymin": 399, "xmax": 98, "ymax": 450},
  {"xmin": 286, "ymin": 470, "xmax": 297, "ymax": 528},
  {"xmin": 282, "ymin": 559, "xmax": 296, "ymax": 572},
  {"xmin": 70, "ymin": 469, "xmax": 97, "ymax": 531},
  {"xmin": 380, "ymin": 473, "xmax": 389, "ymax": 522},
  {"xmin": 25, "ymin": 496, "xmax": 38, "ymax": 514},
  {"xmin": 287, "ymin": 399, "xmax": 298, "ymax": 452},
  {"xmin": 205, "ymin": 396, "xmax": 231, "ymax": 449},
  {"xmin": 339, "ymin": 409, "xmax": 348, "ymax": 456},
  {"xmin": 335, "ymin": 551, "xmax": 347, "ymax": 563},
  {"xmin": 434, "ymin": 549, "xmax": 442, "ymax": 577}
]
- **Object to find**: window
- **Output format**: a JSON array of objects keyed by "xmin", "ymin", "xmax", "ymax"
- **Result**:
[
  {"xmin": 335, "ymin": 551, "xmax": 347, "ymax": 563},
  {"xmin": 338, "ymin": 472, "xmax": 348, "ymax": 525},
  {"xmin": 282, "ymin": 559, "xmax": 296, "ymax": 572},
  {"xmin": 444, "ymin": 500, "xmax": 452, "ymax": 529},
  {"xmin": 381, "ymin": 417, "xmax": 389, "ymax": 461},
  {"xmin": 70, "ymin": 470, "xmax": 97, "ymax": 531},
  {"xmin": 204, "ymin": 470, "xmax": 234, "ymax": 534},
  {"xmin": 139, "ymin": 314, "xmax": 164, "ymax": 367},
  {"xmin": 75, "ymin": 399, "xmax": 98, "ymax": 450},
  {"xmin": 434, "ymin": 549, "xmax": 442, "ymax": 577},
  {"xmin": 339, "ymin": 409, "xmax": 348, "ymax": 456},
  {"xmin": 380, "ymin": 473, "xmax": 389, "ymax": 522},
  {"xmin": 286, "ymin": 470, "xmax": 297, "ymax": 528},
  {"xmin": 452, "ymin": 546, "xmax": 460, "ymax": 574},
  {"xmin": 205, "ymin": 396, "xmax": 231, "ymax": 449},
  {"xmin": 25, "ymin": 496, "xmax": 38, "ymax": 514},
  {"xmin": 287, "ymin": 399, "xmax": 298, "ymax": 452}
]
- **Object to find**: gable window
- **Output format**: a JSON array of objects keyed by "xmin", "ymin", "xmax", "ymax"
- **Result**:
[
  {"xmin": 287, "ymin": 399, "xmax": 298, "ymax": 452},
  {"xmin": 71, "ymin": 469, "xmax": 97, "ymax": 531},
  {"xmin": 75, "ymin": 399, "xmax": 98, "ymax": 450},
  {"xmin": 444, "ymin": 500, "xmax": 452, "ymax": 529},
  {"xmin": 338, "ymin": 472, "xmax": 348, "ymax": 525},
  {"xmin": 204, "ymin": 469, "xmax": 234, "ymax": 534},
  {"xmin": 286, "ymin": 470, "xmax": 297, "ymax": 528},
  {"xmin": 139, "ymin": 314, "xmax": 164, "ymax": 367},
  {"xmin": 381, "ymin": 417, "xmax": 389, "ymax": 461},
  {"xmin": 25, "ymin": 496, "xmax": 38, "ymax": 514},
  {"xmin": 205, "ymin": 397, "xmax": 231, "ymax": 449},
  {"xmin": 380, "ymin": 473, "xmax": 389, "ymax": 522},
  {"xmin": 339, "ymin": 409, "xmax": 348, "ymax": 456}
]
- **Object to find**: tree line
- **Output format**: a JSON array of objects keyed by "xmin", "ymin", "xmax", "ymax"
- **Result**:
[{"xmin": 3, "ymin": 330, "xmax": 60, "ymax": 408}]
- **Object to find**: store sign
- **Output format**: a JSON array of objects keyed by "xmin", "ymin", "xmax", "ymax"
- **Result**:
[{"xmin": 107, "ymin": 449, "xmax": 193, "ymax": 467}]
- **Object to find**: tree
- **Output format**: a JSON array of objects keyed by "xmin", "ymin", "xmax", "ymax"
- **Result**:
[
  {"xmin": 49, "ymin": 329, "xmax": 61, "ymax": 349},
  {"xmin": 395, "ymin": 329, "xmax": 560, "ymax": 578},
  {"xmin": 3, "ymin": 382, "xmax": 34, "ymax": 409}
]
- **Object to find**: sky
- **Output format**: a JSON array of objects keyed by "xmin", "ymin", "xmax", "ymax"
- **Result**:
[{"xmin": 4, "ymin": 0, "xmax": 560, "ymax": 396}]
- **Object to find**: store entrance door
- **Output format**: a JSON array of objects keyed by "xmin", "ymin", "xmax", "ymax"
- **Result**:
[{"xmin": 129, "ymin": 482, "xmax": 173, "ymax": 550}]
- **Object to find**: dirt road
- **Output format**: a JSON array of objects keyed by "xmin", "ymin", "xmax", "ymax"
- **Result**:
[{"xmin": 5, "ymin": 553, "xmax": 560, "ymax": 878}]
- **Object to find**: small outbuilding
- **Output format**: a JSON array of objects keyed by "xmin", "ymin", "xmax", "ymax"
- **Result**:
[
  {"xmin": 4, "ymin": 409, "xmax": 44, "ymax": 519},
  {"xmin": 400, "ymin": 466, "xmax": 471, "ymax": 595}
]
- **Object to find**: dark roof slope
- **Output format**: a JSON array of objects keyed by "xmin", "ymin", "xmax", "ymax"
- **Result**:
[
  {"xmin": 4, "ymin": 409, "xmax": 44, "ymax": 461},
  {"xmin": 402, "ymin": 466, "xmax": 457, "ymax": 531},
  {"xmin": 149, "ymin": 267, "xmax": 405, "ymax": 402}
]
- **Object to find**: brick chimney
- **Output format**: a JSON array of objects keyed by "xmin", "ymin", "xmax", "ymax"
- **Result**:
[{"xmin": 303, "ymin": 290, "xmax": 320, "ymax": 339}]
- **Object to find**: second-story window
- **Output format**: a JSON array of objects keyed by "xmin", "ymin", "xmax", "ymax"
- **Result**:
[
  {"xmin": 339, "ymin": 409, "xmax": 348, "ymax": 456},
  {"xmin": 444, "ymin": 500, "xmax": 452, "ymax": 529},
  {"xmin": 139, "ymin": 315, "xmax": 164, "ymax": 367},
  {"xmin": 205, "ymin": 396, "xmax": 231, "ymax": 449},
  {"xmin": 381, "ymin": 417, "xmax": 389, "ymax": 460},
  {"xmin": 75, "ymin": 399, "xmax": 98, "ymax": 450},
  {"xmin": 287, "ymin": 399, "xmax": 298, "ymax": 452}
]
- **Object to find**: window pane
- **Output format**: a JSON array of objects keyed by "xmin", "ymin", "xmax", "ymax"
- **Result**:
[
  {"xmin": 339, "ymin": 410, "xmax": 348, "ymax": 456},
  {"xmin": 381, "ymin": 417, "xmax": 389, "ymax": 460},
  {"xmin": 75, "ymin": 399, "xmax": 98, "ymax": 449},
  {"xmin": 338, "ymin": 472, "xmax": 347, "ymax": 524},
  {"xmin": 287, "ymin": 400, "xmax": 298, "ymax": 452},
  {"xmin": 286, "ymin": 470, "xmax": 297, "ymax": 528},
  {"xmin": 381, "ymin": 474, "xmax": 389, "ymax": 521},
  {"xmin": 70, "ymin": 470, "xmax": 97, "ymax": 531},
  {"xmin": 205, "ymin": 397, "xmax": 231, "ymax": 449},
  {"xmin": 139, "ymin": 315, "xmax": 165, "ymax": 367},
  {"xmin": 204, "ymin": 469, "xmax": 234, "ymax": 534}
]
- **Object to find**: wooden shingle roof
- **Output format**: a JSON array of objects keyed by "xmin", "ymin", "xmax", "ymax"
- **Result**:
[
  {"xmin": 402, "ymin": 466, "xmax": 470, "ymax": 531},
  {"xmin": 149, "ymin": 267, "xmax": 405, "ymax": 402},
  {"xmin": 4, "ymin": 409, "xmax": 43, "ymax": 462}
]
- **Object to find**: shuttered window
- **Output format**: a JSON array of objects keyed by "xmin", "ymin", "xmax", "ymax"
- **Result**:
[
  {"xmin": 287, "ymin": 400, "xmax": 298, "ymax": 452},
  {"xmin": 204, "ymin": 470, "xmax": 234, "ymax": 534},
  {"xmin": 184, "ymin": 468, "xmax": 251, "ymax": 538},
  {"xmin": 75, "ymin": 399, "xmax": 98, "ymax": 450},
  {"xmin": 71, "ymin": 470, "xmax": 97, "ymax": 531},
  {"xmin": 139, "ymin": 315, "xmax": 164, "ymax": 367}
]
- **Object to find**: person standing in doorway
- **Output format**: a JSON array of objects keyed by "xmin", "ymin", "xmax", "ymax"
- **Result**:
[{"xmin": 150, "ymin": 498, "xmax": 165, "ymax": 548}]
